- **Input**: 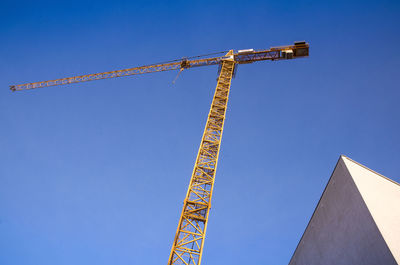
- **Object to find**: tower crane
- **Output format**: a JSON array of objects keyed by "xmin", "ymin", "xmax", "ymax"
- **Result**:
[{"xmin": 10, "ymin": 41, "xmax": 309, "ymax": 265}]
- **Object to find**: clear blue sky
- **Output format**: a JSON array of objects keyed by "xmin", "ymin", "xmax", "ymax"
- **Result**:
[{"xmin": 1, "ymin": 0, "xmax": 399, "ymax": 264}]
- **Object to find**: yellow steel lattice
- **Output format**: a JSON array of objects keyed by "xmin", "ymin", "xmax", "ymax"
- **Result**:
[
  {"xmin": 168, "ymin": 54, "xmax": 235, "ymax": 265},
  {"xmin": 9, "ymin": 42, "xmax": 309, "ymax": 265}
]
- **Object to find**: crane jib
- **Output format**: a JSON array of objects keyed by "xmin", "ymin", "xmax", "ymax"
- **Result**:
[{"xmin": 10, "ymin": 42, "xmax": 309, "ymax": 91}]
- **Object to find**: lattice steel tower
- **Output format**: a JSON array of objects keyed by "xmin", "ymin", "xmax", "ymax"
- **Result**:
[{"xmin": 10, "ymin": 42, "xmax": 309, "ymax": 265}]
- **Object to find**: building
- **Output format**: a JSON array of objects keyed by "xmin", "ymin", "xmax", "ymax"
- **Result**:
[{"xmin": 289, "ymin": 155, "xmax": 400, "ymax": 265}]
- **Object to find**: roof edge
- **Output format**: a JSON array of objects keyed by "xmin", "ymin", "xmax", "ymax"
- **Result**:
[
  {"xmin": 288, "ymin": 155, "xmax": 344, "ymax": 264},
  {"xmin": 341, "ymin": 155, "xmax": 400, "ymax": 187}
]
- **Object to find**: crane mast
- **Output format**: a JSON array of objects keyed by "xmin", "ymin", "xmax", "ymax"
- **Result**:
[
  {"xmin": 168, "ymin": 53, "xmax": 235, "ymax": 265},
  {"xmin": 10, "ymin": 42, "xmax": 309, "ymax": 265}
]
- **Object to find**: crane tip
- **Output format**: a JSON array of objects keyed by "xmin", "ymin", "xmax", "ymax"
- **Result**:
[{"xmin": 9, "ymin": 85, "xmax": 16, "ymax": 92}]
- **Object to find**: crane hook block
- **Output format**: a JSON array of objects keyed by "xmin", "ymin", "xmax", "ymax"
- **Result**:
[{"xmin": 180, "ymin": 58, "xmax": 189, "ymax": 69}]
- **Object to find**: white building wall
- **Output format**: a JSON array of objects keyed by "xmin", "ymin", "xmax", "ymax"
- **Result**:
[
  {"xmin": 343, "ymin": 157, "xmax": 400, "ymax": 263},
  {"xmin": 289, "ymin": 156, "xmax": 398, "ymax": 265}
]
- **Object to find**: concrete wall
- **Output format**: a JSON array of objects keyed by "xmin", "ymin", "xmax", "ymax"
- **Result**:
[
  {"xmin": 289, "ymin": 156, "xmax": 398, "ymax": 265},
  {"xmin": 343, "ymin": 157, "xmax": 400, "ymax": 263}
]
